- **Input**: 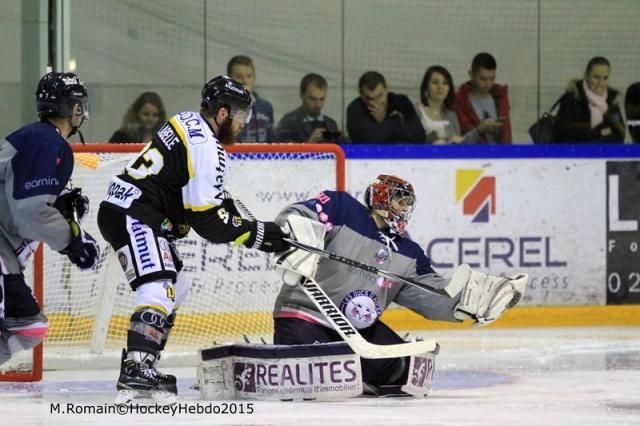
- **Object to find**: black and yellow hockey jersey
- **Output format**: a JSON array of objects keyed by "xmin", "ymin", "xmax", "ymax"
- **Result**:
[{"xmin": 100, "ymin": 111, "xmax": 251, "ymax": 244}]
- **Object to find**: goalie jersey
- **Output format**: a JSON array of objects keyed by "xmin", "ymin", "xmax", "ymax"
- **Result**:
[
  {"xmin": 0, "ymin": 122, "xmax": 74, "ymax": 274},
  {"xmin": 273, "ymin": 191, "xmax": 460, "ymax": 329},
  {"xmin": 100, "ymin": 111, "xmax": 252, "ymax": 244}
]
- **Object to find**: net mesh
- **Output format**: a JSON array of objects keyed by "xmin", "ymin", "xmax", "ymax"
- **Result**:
[{"xmin": 3, "ymin": 145, "xmax": 342, "ymax": 373}]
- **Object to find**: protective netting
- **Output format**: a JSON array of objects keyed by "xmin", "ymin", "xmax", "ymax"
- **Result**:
[{"xmin": 6, "ymin": 145, "xmax": 342, "ymax": 373}]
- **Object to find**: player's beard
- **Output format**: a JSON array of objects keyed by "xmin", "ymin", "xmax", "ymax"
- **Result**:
[{"xmin": 217, "ymin": 118, "xmax": 237, "ymax": 145}]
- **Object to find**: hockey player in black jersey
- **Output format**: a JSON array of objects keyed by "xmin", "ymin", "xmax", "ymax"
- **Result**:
[
  {"xmin": 97, "ymin": 75, "xmax": 290, "ymax": 404},
  {"xmin": 0, "ymin": 72, "xmax": 98, "ymax": 368}
]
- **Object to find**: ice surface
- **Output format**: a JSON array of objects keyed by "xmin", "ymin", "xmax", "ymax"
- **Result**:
[{"xmin": 1, "ymin": 327, "xmax": 639, "ymax": 425}]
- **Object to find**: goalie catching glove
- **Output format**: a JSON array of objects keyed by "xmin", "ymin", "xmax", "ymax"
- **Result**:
[
  {"xmin": 59, "ymin": 220, "xmax": 99, "ymax": 270},
  {"xmin": 448, "ymin": 264, "xmax": 527, "ymax": 326}
]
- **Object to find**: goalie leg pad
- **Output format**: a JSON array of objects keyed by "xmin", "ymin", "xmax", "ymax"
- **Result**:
[
  {"xmin": 198, "ymin": 342, "xmax": 362, "ymax": 401},
  {"xmin": 275, "ymin": 215, "xmax": 326, "ymax": 286},
  {"xmin": 400, "ymin": 349, "xmax": 438, "ymax": 398},
  {"xmin": 454, "ymin": 267, "xmax": 528, "ymax": 326}
]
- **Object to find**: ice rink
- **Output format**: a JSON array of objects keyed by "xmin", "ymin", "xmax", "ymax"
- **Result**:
[{"xmin": 1, "ymin": 326, "xmax": 639, "ymax": 425}]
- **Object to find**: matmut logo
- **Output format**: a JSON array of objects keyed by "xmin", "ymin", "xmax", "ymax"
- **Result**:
[{"xmin": 455, "ymin": 169, "xmax": 496, "ymax": 223}]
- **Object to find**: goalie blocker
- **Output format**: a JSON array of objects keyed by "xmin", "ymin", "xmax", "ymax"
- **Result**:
[{"xmin": 197, "ymin": 342, "xmax": 437, "ymax": 401}]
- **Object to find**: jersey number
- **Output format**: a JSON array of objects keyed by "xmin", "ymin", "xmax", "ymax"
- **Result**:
[{"xmin": 126, "ymin": 144, "xmax": 165, "ymax": 180}]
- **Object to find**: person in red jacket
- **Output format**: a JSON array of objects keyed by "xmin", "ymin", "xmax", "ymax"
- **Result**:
[{"xmin": 454, "ymin": 52, "xmax": 512, "ymax": 144}]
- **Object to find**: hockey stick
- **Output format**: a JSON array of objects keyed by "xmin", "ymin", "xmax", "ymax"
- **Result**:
[
  {"xmin": 283, "ymin": 238, "xmax": 455, "ymax": 297},
  {"xmin": 299, "ymin": 276, "xmax": 438, "ymax": 359},
  {"xmin": 229, "ymin": 194, "xmax": 455, "ymax": 297},
  {"xmin": 227, "ymin": 194, "xmax": 439, "ymax": 358}
]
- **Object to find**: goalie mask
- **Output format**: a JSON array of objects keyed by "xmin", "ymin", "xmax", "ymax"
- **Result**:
[
  {"xmin": 201, "ymin": 75, "xmax": 253, "ymax": 124},
  {"xmin": 365, "ymin": 175, "xmax": 416, "ymax": 236},
  {"xmin": 36, "ymin": 72, "xmax": 89, "ymax": 121}
]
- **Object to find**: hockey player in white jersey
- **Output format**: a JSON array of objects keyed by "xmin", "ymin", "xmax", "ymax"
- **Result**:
[
  {"xmin": 273, "ymin": 175, "xmax": 527, "ymax": 396},
  {"xmin": 97, "ymin": 75, "xmax": 290, "ymax": 404},
  {"xmin": 0, "ymin": 72, "xmax": 98, "ymax": 368}
]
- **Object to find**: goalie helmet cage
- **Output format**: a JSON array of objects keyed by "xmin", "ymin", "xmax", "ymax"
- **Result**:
[{"xmin": 0, "ymin": 143, "xmax": 345, "ymax": 382}]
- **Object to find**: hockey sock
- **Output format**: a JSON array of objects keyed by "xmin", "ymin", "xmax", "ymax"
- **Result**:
[{"xmin": 126, "ymin": 308, "xmax": 167, "ymax": 362}]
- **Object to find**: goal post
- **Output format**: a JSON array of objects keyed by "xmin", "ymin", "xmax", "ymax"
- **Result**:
[{"xmin": 0, "ymin": 143, "xmax": 345, "ymax": 382}]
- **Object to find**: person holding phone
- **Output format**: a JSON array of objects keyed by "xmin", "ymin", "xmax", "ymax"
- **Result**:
[
  {"xmin": 275, "ymin": 73, "xmax": 340, "ymax": 143},
  {"xmin": 454, "ymin": 52, "xmax": 512, "ymax": 144},
  {"xmin": 416, "ymin": 65, "xmax": 474, "ymax": 144}
]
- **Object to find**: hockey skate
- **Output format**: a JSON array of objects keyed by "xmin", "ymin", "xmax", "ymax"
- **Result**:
[{"xmin": 115, "ymin": 349, "xmax": 177, "ymax": 405}]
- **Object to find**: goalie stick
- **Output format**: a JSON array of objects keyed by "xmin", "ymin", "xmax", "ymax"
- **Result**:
[
  {"xmin": 227, "ymin": 194, "xmax": 439, "ymax": 358},
  {"xmin": 298, "ymin": 276, "xmax": 438, "ymax": 359},
  {"xmin": 229, "ymin": 194, "xmax": 456, "ymax": 297},
  {"xmin": 284, "ymin": 238, "xmax": 456, "ymax": 297}
]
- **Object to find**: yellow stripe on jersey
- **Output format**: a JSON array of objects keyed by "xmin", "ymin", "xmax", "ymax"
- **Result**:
[
  {"xmin": 169, "ymin": 116, "xmax": 194, "ymax": 179},
  {"xmin": 234, "ymin": 231, "xmax": 251, "ymax": 246},
  {"xmin": 183, "ymin": 203, "xmax": 215, "ymax": 212},
  {"xmin": 133, "ymin": 304, "xmax": 170, "ymax": 316}
]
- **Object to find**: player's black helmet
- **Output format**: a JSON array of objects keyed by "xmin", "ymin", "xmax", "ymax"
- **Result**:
[
  {"xmin": 201, "ymin": 75, "xmax": 252, "ymax": 123},
  {"xmin": 36, "ymin": 72, "xmax": 89, "ymax": 120}
]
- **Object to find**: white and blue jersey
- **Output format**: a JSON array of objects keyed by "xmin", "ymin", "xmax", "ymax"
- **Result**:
[
  {"xmin": 0, "ymin": 122, "xmax": 74, "ymax": 274},
  {"xmin": 273, "ymin": 191, "xmax": 461, "ymax": 329}
]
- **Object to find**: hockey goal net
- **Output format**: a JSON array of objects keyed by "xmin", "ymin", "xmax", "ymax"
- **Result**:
[{"xmin": 0, "ymin": 143, "xmax": 345, "ymax": 381}]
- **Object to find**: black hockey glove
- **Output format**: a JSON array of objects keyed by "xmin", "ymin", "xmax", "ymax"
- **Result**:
[
  {"xmin": 244, "ymin": 221, "xmax": 291, "ymax": 253},
  {"xmin": 53, "ymin": 187, "xmax": 89, "ymax": 223},
  {"xmin": 59, "ymin": 221, "xmax": 99, "ymax": 270}
]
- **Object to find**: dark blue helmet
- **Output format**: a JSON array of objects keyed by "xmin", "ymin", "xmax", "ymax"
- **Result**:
[
  {"xmin": 36, "ymin": 72, "xmax": 89, "ymax": 120},
  {"xmin": 201, "ymin": 75, "xmax": 252, "ymax": 123}
]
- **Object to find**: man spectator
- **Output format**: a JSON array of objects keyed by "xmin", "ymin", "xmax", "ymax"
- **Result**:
[
  {"xmin": 275, "ymin": 73, "xmax": 340, "ymax": 143},
  {"xmin": 454, "ymin": 53, "xmax": 512, "ymax": 144},
  {"xmin": 346, "ymin": 71, "xmax": 425, "ymax": 143},
  {"xmin": 227, "ymin": 55, "xmax": 274, "ymax": 142}
]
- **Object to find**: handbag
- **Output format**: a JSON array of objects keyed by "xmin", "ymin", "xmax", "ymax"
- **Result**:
[{"xmin": 529, "ymin": 98, "xmax": 562, "ymax": 144}]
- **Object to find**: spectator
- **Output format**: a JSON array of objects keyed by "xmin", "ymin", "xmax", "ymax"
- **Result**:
[
  {"xmin": 275, "ymin": 73, "xmax": 340, "ymax": 143},
  {"xmin": 553, "ymin": 56, "xmax": 625, "ymax": 143},
  {"xmin": 227, "ymin": 55, "xmax": 274, "ymax": 142},
  {"xmin": 454, "ymin": 52, "xmax": 511, "ymax": 144},
  {"xmin": 624, "ymin": 82, "xmax": 640, "ymax": 143},
  {"xmin": 346, "ymin": 71, "xmax": 425, "ymax": 143},
  {"xmin": 416, "ymin": 65, "xmax": 471, "ymax": 144},
  {"xmin": 109, "ymin": 92, "xmax": 166, "ymax": 144}
]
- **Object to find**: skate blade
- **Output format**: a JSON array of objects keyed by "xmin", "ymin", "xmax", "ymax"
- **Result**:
[
  {"xmin": 115, "ymin": 389, "xmax": 146, "ymax": 405},
  {"xmin": 151, "ymin": 391, "xmax": 177, "ymax": 406},
  {"xmin": 114, "ymin": 389, "xmax": 176, "ymax": 406}
]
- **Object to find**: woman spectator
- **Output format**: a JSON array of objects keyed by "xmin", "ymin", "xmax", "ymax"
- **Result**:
[
  {"xmin": 416, "ymin": 66, "xmax": 470, "ymax": 144},
  {"xmin": 109, "ymin": 92, "xmax": 166, "ymax": 143},
  {"xmin": 553, "ymin": 57, "xmax": 625, "ymax": 143}
]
